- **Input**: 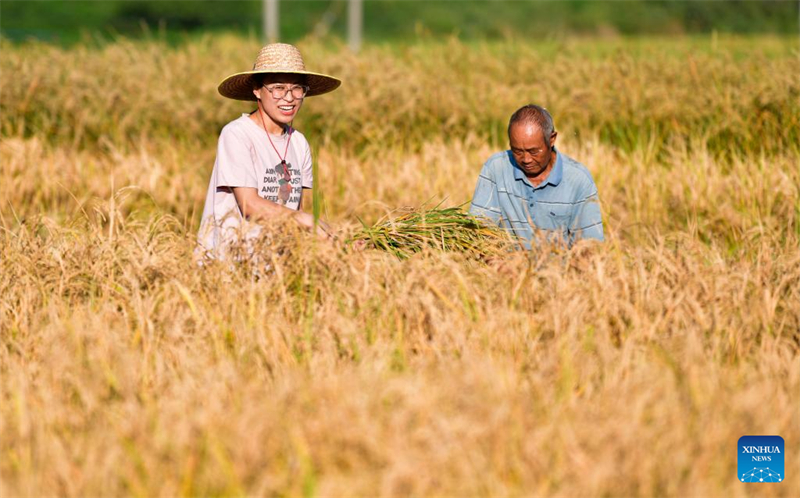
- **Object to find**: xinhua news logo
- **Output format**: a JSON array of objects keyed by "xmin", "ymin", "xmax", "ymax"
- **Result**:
[{"xmin": 738, "ymin": 435, "xmax": 784, "ymax": 483}]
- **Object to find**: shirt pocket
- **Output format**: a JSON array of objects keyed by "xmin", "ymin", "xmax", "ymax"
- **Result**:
[{"xmin": 532, "ymin": 203, "xmax": 572, "ymax": 232}]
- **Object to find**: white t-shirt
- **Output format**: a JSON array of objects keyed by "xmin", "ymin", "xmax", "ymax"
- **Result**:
[{"xmin": 197, "ymin": 114, "xmax": 313, "ymax": 258}]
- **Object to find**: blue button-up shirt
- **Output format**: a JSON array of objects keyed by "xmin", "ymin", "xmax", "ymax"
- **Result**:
[{"xmin": 469, "ymin": 148, "xmax": 604, "ymax": 248}]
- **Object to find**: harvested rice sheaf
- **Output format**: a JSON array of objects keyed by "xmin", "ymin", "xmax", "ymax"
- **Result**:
[{"xmin": 350, "ymin": 207, "xmax": 512, "ymax": 259}]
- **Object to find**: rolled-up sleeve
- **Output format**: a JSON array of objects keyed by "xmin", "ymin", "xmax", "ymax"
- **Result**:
[
  {"xmin": 570, "ymin": 178, "xmax": 604, "ymax": 243},
  {"xmin": 300, "ymin": 141, "xmax": 313, "ymax": 189},
  {"xmin": 469, "ymin": 164, "xmax": 502, "ymax": 225},
  {"xmin": 215, "ymin": 127, "xmax": 258, "ymax": 189}
]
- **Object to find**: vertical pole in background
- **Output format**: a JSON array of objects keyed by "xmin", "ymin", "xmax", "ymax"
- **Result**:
[
  {"xmin": 349, "ymin": 0, "xmax": 363, "ymax": 52},
  {"xmin": 264, "ymin": 0, "xmax": 279, "ymax": 42}
]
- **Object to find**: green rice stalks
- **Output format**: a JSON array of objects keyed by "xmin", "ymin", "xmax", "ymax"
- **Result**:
[{"xmin": 349, "ymin": 206, "xmax": 511, "ymax": 259}]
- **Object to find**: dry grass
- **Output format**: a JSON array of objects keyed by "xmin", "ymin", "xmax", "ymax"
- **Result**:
[{"xmin": 1, "ymin": 34, "xmax": 799, "ymax": 497}]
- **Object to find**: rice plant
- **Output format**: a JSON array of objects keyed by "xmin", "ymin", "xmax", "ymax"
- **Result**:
[{"xmin": 350, "ymin": 206, "xmax": 512, "ymax": 259}]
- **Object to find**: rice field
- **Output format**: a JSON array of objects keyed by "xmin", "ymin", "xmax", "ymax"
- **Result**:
[{"xmin": 1, "ymin": 34, "xmax": 799, "ymax": 497}]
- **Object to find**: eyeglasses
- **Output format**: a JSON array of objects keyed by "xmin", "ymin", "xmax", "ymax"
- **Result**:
[{"xmin": 263, "ymin": 84, "xmax": 309, "ymax": 100}]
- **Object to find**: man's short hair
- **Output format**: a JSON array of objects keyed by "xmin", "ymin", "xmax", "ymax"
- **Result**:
[{"xmin": 508, "ymin": 104, "xmax": 555, "ymax": 139}]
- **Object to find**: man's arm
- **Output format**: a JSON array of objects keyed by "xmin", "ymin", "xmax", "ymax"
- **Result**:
[
  {"xmin": 469, "ymin": 164, "xmax": 502, "ymax": 225},
  {"xmin": 569, "ymin": 179, "xmax": 604, "ymax": 244}
]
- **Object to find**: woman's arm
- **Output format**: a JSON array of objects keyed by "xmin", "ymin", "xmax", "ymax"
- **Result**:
[{"xmin": 232, "ymin": 187, "xmax": 332, "ymax": 240}]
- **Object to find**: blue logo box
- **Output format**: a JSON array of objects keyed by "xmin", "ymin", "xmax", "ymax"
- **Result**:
[{"xmin": 738, "ymin": 435, "xmax": 784, "ymax": 483}]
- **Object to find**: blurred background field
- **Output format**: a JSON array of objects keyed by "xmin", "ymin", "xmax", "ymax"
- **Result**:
[
  {"xmin": 1, "ymin": 2, "xmax": 800, "ymax": 497},
  {"xmin": 3, "ymin": 0, "xmax": 798, "ymax": 45}
]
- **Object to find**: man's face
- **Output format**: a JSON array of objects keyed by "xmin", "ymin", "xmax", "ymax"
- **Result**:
[
  {"xmin": 509, "ymin": 123, "xmax": 556, "ymax": 178},
  {"xmin": 252, "ymin": 73, "xmax": 307, "ymax": 126}
]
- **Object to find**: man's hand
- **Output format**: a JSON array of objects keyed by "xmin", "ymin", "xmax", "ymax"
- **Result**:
[{"xmin": 567, "ymin": 239, "xmax": 600, "ymax": 272}]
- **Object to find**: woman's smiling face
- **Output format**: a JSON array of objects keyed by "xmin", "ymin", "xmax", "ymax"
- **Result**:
[{"xmin": 252, "ymin": 73, "xmax": 307, "ymax": 131}]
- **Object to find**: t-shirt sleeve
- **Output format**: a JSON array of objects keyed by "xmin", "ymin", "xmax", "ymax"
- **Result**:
[
  {"xmin": 215, "ymin": 127, "xmax": 258, "ymax": 189},
  {"xmin": 300, "ymin": 141, "xmax": 313, "ymax": 189}
]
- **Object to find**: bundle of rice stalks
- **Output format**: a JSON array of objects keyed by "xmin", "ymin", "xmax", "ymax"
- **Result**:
[{"xmin": 350, "ymin": 206, "xmax": 512, "ymax": 259}]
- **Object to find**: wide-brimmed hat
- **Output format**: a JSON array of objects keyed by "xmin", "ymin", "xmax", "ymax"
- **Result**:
[{"xmin": 218, "ymin": 43, "xmax": 341, "ymax": 101}]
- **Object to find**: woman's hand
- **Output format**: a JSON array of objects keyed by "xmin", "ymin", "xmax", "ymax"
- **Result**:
[{"xmin": 293, "ymin": 211, "xmax": 335, "ymax": 241}]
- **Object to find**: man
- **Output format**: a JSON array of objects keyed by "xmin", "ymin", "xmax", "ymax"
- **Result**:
[
  {"xmin": 469, "ymin": 105, "xmax": 604, "ymax": 248},
  {"xmin": 197, "ymin": 43, "xmax": 340, "ymax": 260}
]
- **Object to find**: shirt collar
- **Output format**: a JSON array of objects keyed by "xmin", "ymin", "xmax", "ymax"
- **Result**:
[{"xmin": 509, "ymin": 147, "xmax": 563, "ymax": 188}]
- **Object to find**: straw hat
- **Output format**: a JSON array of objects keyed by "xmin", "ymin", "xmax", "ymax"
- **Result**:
[{"xmin": 218, "ymin": 43, "xmax": 341, "ymax": 101}]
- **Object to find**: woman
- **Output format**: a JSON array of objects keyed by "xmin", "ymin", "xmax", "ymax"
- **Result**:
[{"xmin": 197, "ymin": 43, "xmax": 340, "ymax": 260}]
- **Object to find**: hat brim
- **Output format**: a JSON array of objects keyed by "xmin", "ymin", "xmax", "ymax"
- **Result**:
[{"xmin": 218, "ymin": 70, "xmax": 341, "ymax": 101}]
